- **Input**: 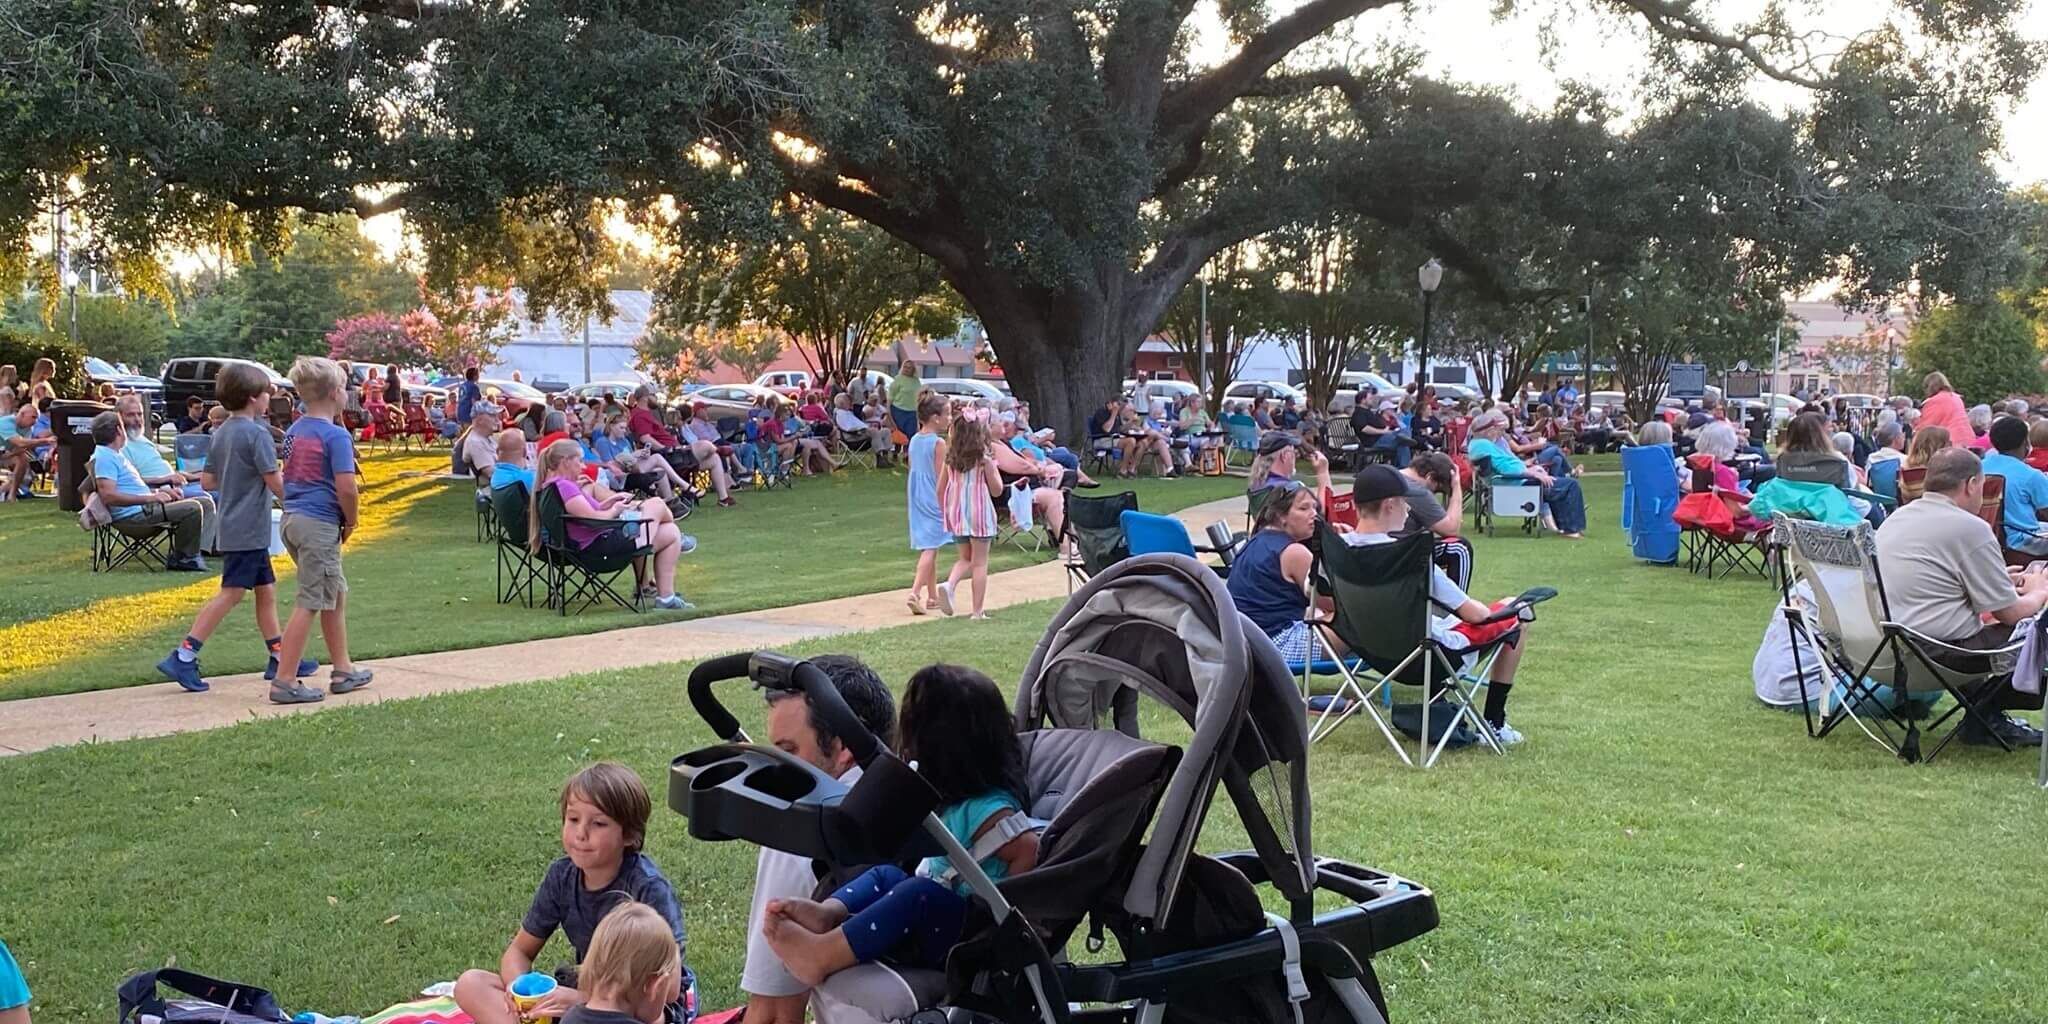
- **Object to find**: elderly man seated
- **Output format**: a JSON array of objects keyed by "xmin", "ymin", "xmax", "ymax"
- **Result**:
[
  {"xmin": 0, "ymin": 398, "xmax": 54, "ymax": 500},
  {"xmin": 1467, "ymin": 409, "xmax": 1587, "ymax": 538},
  {"xmin": 1874, "ymin": 447, "xmax": 2048, "ymax": 748},
  {"xmin": 1981, "ymin": 416, "xmax": 2048, "ymax": 557},
  {"xmin": 117, "ymin": 395, "xmax": 218, "ymax": 553},
  {"xmin": 832, "ymin": 393, "xmax": 894, "ymax": 467},
  {"xmin": 459, "ymin": 405, "xmax": 502, "ymax": 478},
  {"xmin": 89, "ymin": 411, "xmax": 210, "ymax": 571}
]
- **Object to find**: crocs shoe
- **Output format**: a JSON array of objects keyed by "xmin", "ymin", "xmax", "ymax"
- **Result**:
[
  {"xmin": 329, "ymin": 668, "xmax": 374, "ymax": 695},
  {"xmin": 653, "ymin": 594, "xmax": 695, "ymax": 611},
  {"xmin": 157, "ymin": 651, "xmax": 209, "ymax": 693},
  {"xmin": 264, "ymin": 654, "xmax": 320, "ymax": 682},
  {"xmin": 269, "ymin": 683, "xmax": 325, "ymax": 705}
]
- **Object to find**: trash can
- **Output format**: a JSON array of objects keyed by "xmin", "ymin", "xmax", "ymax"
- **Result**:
[{"xmin": 49, "ymin": 399, "xmax": 112, "ymax": 513}]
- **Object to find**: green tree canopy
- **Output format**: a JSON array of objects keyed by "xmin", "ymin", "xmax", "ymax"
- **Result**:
[
  {"xmin": 1905, "ymin": 299, "xmax": 2044, "ymax": 403},
  {"xmin": 2, "ymin": 0, "xmax": 2037, "ymax": 438}
]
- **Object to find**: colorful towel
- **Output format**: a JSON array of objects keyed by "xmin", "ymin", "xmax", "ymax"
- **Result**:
[{"xmin": 362, "ymin": 996, "xmax": 472, "ymax": 1024}]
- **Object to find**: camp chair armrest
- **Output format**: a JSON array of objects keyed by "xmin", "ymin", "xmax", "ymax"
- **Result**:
[
  {"xmin": 1843, "ymin": 487, "xmax": 1896, "ymax": 508},
  {"xmin": 1474, "ymin": 586, "xmax": 1561, "ymax": 624},
  {"xmin": 1880, "ymin": 622, "xmax": 2025, "ymax": 663},
  {"xmin": 564, "ymin": 514, "xmax": 640, "ymax": 536}
]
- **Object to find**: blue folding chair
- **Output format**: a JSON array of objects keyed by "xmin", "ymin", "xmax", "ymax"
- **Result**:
[
  {"xmin": 1867, "ymin": 458, "xmax": 1900, "ymax": 506},
  {"xmin": 1621, "ymin": 443, "xmax": 1681, "ymax": 565},
  {"xmin": 1120, "ymin": 509, "xmax": 1232, "ymax": 578},
  {"xmin": 173, "ymin": 433, "xmax": 211, "ymax": 474}
]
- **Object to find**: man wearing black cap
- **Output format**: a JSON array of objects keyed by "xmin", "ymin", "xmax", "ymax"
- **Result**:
[{"xmin": 1343, "ymin": 465, "xmax": 1538, "ymax": 745}]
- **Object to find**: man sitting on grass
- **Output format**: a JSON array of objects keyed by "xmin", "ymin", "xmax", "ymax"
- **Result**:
[{"xmin": 1875, "ymin": 447, "xmax": 2048, "ymax": 748}]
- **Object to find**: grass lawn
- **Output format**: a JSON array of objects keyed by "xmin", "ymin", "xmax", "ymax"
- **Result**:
[
  {"xmin": 0, "ymin": 451, "xmax": 1244, "ymax": 700},
  {"xmin": 6, "ymin": 475, "xmax": 2048, "ymax": 1023}
]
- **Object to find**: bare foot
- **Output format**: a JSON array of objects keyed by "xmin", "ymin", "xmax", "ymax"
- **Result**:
[
  {"xmin": 768, "ymin": 896, "xmax": 847, "ymax": 934},
  {"xmin": 761, "ymin": 912, "xmax": 858, "ymax": 987}
]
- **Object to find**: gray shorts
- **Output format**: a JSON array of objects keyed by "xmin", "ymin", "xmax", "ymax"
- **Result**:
[{"xmin": 280, "ymin": 512, "xmax": 347, "ymax": 611}]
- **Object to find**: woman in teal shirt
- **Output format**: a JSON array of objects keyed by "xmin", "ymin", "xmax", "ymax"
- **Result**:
[{"xmin": 1468, "ymin": 410, "xmax": 1586, "ymax": 537}]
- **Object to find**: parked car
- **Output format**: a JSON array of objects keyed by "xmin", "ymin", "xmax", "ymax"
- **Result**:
[
  {"xmin": 86, "ymin": 357, "xmax": 165, "ymax": 417},
  {"xmin": 754, "ymin": 370, "xmax": 813, "ymax": 397},
  {"xmin": 689, "ymin": 382, "xmax": 786, "ymax": 420},
  {"xmin": 920, "ymin": 377, "xmax": 1009, "ymax": 404},
  {"xmin": 564, "ymin": 380, "xmax": 651, "ymax": 406},
  {"xmin": 1222, "ymin": 380, "xmax": 1307, "ymax": 409},
  {"xmin": 160, "ymin": 356, "xmax": 293, "ymax": 411},
  {"xmin": 1833, "ymin": 392, "xmax": 1886, "ymax": 411},
  {"xmin": 1429, "ymin": 382, "xmax": 1480, "ymax": 406},
  {"xmin": 476, "ymin": 377, "xmax": 547, "ymax": 418},
  {"xmin": 1122, "ymin": 378, "xmax": 1200, "ymax": 407}
]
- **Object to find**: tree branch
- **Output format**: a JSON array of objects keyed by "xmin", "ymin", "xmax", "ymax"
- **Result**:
[
  {"xmin": 1239, "ymin": 67, "xmax": 1375, "ymax": 106},
  {"xmin": 309, "ymin": 0, "xmax": 461, "ymax": 21},
  {"xmin": 1156, "ymin": 0, "xmax": 1404, "ymax": 143},
  {"xmin": 1609, "ymin": 0, "xmax": 1829, "ymax": 90}
]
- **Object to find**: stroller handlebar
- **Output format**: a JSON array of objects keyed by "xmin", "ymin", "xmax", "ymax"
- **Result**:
[{"xmin": 686, "ymin": 650, "xmax": 884, "ymax": 768}]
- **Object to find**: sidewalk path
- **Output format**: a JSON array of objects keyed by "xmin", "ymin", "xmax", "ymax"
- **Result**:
[{"xmin": 0, "ymin": 496, "xmax": 1247, "ymax": 758}]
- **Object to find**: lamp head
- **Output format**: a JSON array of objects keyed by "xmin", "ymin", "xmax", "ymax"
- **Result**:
[{"xmin": 1418, "ymin": 258, "xmax": 1443, "ymax": 294}]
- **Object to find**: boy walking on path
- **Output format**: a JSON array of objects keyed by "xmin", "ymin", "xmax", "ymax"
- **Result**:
[
  {"xmin": 156, "ymin": 363, "xmax": 318, "ymax": 692},
  {"xmin": 269, "ymin": 356, "xmax": 372, "ymax": 705}
]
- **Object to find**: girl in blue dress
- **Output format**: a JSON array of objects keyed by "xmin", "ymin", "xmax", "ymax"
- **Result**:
[
  {"xmin": 759, "ymin": 664, "xmax": 1039, "ymax": 987},
  {"xmin": 904, "ymin": 392, "xmax": 953, "ymax": 615}
]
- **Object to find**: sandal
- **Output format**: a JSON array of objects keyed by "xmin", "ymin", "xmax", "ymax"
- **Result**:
[
  {"xmin": 329, "ymin": 667, "xmax": 374, "ymax": 695},
  {"xmin": 907, "ymin": 594, "xmax": 927, "ymax": 616}
]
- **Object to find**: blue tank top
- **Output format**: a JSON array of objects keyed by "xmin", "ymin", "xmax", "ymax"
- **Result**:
[{"xmin": 1225, "ymin": 530, "xmax": 1307, "ymax": 636}]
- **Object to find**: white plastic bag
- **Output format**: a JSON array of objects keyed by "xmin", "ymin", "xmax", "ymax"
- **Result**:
[{"xmin": 1007, "ymin": 481, "xmax": 1033, "ymax": 531}]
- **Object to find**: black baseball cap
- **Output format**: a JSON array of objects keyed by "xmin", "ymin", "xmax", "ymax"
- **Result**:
[
  {"xmin": 1351, "ymin": 464, "xmax": 1407, "ymax": 503},
  {"xmin": 1257, "ymin": 431, "xmax": 1300, "ymax": 455}
]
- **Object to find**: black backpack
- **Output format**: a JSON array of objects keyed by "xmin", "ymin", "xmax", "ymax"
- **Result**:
[{"xmin": 117, "ymin": 967, "xmax": 290, "ymax": 1024}]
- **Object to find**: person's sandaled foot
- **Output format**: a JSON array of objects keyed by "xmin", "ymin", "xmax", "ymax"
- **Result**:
[
  {"xmin": 269, "ymin": 683, "xmax": 325, "ymax": 705},
  {"xmin": 329, "ymin": 667, "xmax": 373, "ymax": 695},
  {"xmin": 906, "ymin": 593, "xmax": 927, "ymax": 616}
]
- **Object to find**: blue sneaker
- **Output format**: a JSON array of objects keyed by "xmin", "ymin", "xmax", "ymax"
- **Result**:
[
  {"xmin": 264, "ymin": 654, "xmax": 320, "ymax": 682},
  {"xmin": 156, "ymin": 651, "xmax": 209, "ymax": 692}
]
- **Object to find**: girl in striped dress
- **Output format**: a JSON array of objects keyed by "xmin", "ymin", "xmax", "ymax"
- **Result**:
[{"xmin": 938, "ymin": 406, "xmax": 1003, "ymax": 619}]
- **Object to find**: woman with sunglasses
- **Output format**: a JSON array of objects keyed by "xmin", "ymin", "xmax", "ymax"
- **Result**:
[{"xmin": 1225, "ymin": 480, "xmax": 1338, "ymax": 664}]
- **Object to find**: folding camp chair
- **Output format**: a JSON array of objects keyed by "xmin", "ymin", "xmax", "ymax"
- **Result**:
[
  {"xmin": 1897, "ymin": 465, "xmax": 1927, "ymax": 504},
  {"xmin": 474, "ymin": 479, "xmax": 497, "ymax": 543},
  {"xmin": 1867, "ymin": 458, "xmax": 1901, "ymax": 505},
  {"xmin": 1223, "ymin": 419, "xmax": 1260, "ymax": 469},
  {"xmin": 995, "ymin": 477, "xmax": 1048, "ymax": 554},
  {"xmin": 534, "ymin": 484, "xmax": 650, "ymax": 616},
  {"xmin": 1621, "ymin": 443, "xmax": 1680, "ymax": 565},
  {"xmin": 1061, "ymin": 490, "xmax": 1137, "ymax": 591},
  {"xmin": 489, "ymin": 482, "xmax": 541, "ymax": 607},
  {"xmin": 1120, "ymin": 509, "xmax": 1230, "ymax": 577},
  {"xmin": 91, "ymin": 519, "xmax": 175, "ymax": 572},
  {"xmin": 1309, "ymin": 527, "xmax": 1553, "ymax": 763},
  {"xmin": 1773, "ymin": 514, "xmax": 2024, "ymax": 763},
  {"xmin": 173, "ymin": 433, "xmax": 211, "ymax": 475}
]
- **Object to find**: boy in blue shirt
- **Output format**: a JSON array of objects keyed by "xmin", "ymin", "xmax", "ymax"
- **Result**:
[
  {"xmin": 269, "ymin": 357, "xmax": 372, "ymax": 704},
  {"xmin": 0, "ymin": 936, "xmax": 28, "ymax": 1024},
  {"xmin": 155, "ymin": 364, "xmax": 315, "ymax": 693},
  {"xmin": 1982, "ymin": 415, "xmax": 2048, "ymax": 556}
]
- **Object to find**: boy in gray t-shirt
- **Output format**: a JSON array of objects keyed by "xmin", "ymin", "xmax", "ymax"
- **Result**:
[{"xmin": 155, "ymin": 363, "xmax": 304, "ymax": 693}]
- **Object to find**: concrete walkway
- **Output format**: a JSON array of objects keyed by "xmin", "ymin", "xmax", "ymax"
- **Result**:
[{"xmin": 0, "ymin": 496, "xmax": 1247, "ymax": 758}]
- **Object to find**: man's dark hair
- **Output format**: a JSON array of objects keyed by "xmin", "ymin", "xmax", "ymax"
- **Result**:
[
  {"xmin": 1924, "ymin": 446, "xmax": 1982, "ymax": 495},
  {"xmin": 185, "ymin": 395, "xmax": 203, "ymax": 409},
  {"xmin": 1409, "ymin": 450, "xmax": 1457, "ymax": 493},
  {"xmin": 1990, "ymin": 415, "xmax": 2029, "ymax": 455},
  {"xmin": 464, "ymin": 365, "xmax": 480, "ymax": 382},
  {"xmin": 89, "ymin": 410, "xmax": 122, "ymax": 445},
  {"xmin": 766, "ymin": 654, "xmax": 896, "ymax": 754}
]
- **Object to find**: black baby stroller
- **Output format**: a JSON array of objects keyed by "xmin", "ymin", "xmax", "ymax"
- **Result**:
[{"xmin": 671, "ymin": 554, "xmax": 1437, "ymax": 1024}]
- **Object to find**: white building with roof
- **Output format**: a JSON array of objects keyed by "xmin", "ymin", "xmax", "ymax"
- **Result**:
[{"xmin": 482, "ymin": 289, "xmax": 656, "ymax": 386}]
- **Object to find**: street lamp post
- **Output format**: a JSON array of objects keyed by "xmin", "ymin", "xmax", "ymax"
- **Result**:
[{"xmin": 1416, "ymin": 258, "xmax": 1443, "ymax": 387}]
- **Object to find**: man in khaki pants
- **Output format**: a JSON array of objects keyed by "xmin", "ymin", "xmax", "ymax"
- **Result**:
[{"xmin": 88, "ymin": 411, "xmax": 208, "ymax": 571}]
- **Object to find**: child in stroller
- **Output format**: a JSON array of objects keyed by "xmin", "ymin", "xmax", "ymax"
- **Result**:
[{"xmin": 763, "ymin": 665, "xmax": 1044, "ymax": 987}]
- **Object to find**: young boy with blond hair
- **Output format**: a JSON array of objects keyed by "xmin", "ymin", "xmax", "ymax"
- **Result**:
[{"xmin": 269, "ymin": 356, "xmax": 371, "ymax": 704}]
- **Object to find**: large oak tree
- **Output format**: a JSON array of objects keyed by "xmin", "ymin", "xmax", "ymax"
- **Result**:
[{"xmin": 1, "ymin": 0, "xmax": 2036, "ymax": 438}]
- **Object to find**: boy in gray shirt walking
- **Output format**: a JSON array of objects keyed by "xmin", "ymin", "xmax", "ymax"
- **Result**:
[{"xmin": 155, "ymin": 362, "xmax": 314, "ymax": 692}]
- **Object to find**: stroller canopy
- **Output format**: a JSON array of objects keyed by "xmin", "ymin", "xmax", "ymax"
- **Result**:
[{"xmin": 1015, "ymin": 553, "xmax": 1315, "ymax": 923}]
